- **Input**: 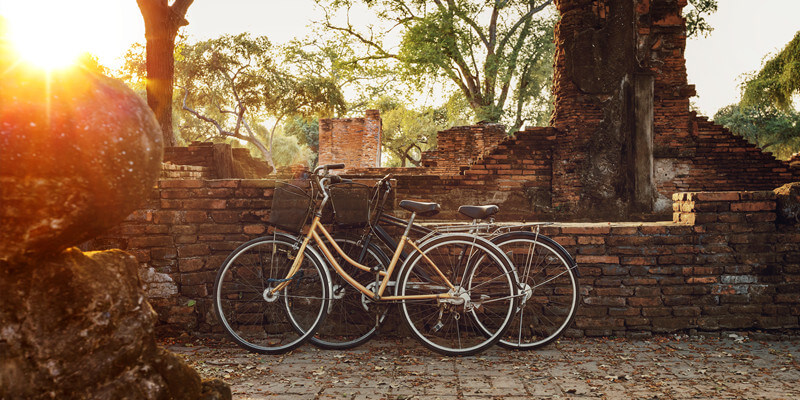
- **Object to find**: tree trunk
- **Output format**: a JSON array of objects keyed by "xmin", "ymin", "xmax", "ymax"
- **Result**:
[{"xmin": 137, "ymin": 0, "xmax": 194, "ymax": 147}]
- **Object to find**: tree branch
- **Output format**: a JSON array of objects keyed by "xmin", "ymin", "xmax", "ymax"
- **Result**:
[{"xmin": 497, "ymin": 0, "xmax": 552, "ymax": 54}]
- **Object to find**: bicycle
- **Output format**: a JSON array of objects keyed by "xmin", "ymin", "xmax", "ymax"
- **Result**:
[
  {"xmin": 213, "ymin": 164, "xmax": 519, "ymax": 356},
  {"xmin": 311, "ymin": 174, "xmax": 580, "ymax": 351}
]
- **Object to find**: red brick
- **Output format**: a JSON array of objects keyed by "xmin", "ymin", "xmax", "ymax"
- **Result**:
[
  {"xmin": 693, "ymin": 192, "xmax": 740, "ymax": 201},
  {"xmin": 561, "ymin": 226, "xmax": 612, "ymax": 234},
  {"xmin": 731, "ymin": 201, "xmax": 775, "ymax": 212},
  {"xmin": 686, "ymin": 277, "xmax": 718, "ymax": 284},
  {"xmin": 628, "ymin": 297, "xmax": 663, "ymax": 307},
  {"xmin": 576, "ymin": 255, "xmax": 619, "ymax": 264}
]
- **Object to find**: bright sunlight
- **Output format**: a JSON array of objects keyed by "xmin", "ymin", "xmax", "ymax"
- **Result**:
[{"xmin": 0, "ymin": 0, "xmax": 140, "ymax": 70}]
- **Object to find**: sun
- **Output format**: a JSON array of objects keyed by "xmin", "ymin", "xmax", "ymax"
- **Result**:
[
  {"xmin": 1, "ymin": 1, "xmax": 140, "ymax": 71},
  {"xmin": 0, "ymin": 3, "xmax": 90, "ymax": 70}
]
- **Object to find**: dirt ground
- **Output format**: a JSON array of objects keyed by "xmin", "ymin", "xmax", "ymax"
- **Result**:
[{"xmin": 163, "ymin": 333, "xmax": 800, "ymax": 399}]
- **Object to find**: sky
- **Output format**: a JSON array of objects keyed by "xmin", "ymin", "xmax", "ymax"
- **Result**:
[
  {"xmin": 685, "ymin": 0, "xmax": 800, "ymax": 116},
  {"xmin": 0, "ymin": 0, "xmax": 798, "ymax": 117}
]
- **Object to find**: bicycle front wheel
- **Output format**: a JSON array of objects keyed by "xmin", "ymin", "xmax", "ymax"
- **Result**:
[
  {"xmin": 396, "ymin": 234, "xmax": 517, "ymax": 356},
  {"xmin": 492, "ymin": 232, "xmax": 579, "ymax": 349},
  {"xmin": 213, "ymin": 235, "xmax": 330, "ymax": 354}
]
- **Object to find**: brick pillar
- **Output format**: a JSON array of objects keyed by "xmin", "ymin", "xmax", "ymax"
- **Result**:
[
  {"xmin": 364, "ymin": 110, "xmax": 382, "ymax": 167},
  {"xmin": 551, "ymin": 0, "xmax": 689, "ymax": 218},
  {"xmin": 318, "ymin": 110, "xmax": 382, "ymax": 169}
]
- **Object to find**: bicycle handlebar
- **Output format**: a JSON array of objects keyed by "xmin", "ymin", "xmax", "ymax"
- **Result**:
[{"xmin": 313, "ymin": 163, "xmax": 345, "ymax": 176}]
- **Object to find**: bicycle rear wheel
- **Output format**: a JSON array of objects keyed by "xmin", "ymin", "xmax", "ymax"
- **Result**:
[
  {"xmin": 396, "ymin": 234, "xmax": 517, "ymax": 356},
  {"xmin": 309, "ymin": 236, "xmax": 390, "ymax": 349},
  {"xmin": 491, "ymin": 232, "xmax": 579, "ymax": 349},
  {"xmin": 213, "ymin": 235, "xmax": 330, "ymax": 354}
]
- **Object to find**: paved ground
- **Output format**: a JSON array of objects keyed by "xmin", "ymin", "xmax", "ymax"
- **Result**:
[{"xmin": 165, "ymin": 334, "xmax": 800, "ymax": 399}]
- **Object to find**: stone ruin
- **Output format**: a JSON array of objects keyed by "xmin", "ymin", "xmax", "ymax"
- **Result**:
[
  {"xmin": 317, "ymin": 0, "xmax": 800, "ymax": 221},
  {"xmin": 0, "ymin": 59, "xmax": 229, "ymax": 398},
  {"xmin": 3, "ymin": 0, "xmax": 795, "ymax": 382},
  {"xmin": 110, "ymin": 0, "xmax": 800, "ymax": 338}
]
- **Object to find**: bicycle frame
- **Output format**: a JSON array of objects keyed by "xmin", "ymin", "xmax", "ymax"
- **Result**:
[{"xmin": 270, "ymin": 198, "xmax": 458, "ymax": 303}]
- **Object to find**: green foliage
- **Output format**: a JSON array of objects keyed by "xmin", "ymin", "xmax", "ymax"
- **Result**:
[
  {"xmin": 741, "ymin": 31, "xmax": 800, "ymax": 112},
  {"xmin": 271, "ymin": 130, "xmax": 315, "ymax": 168},
  {"xmin": 115, "ymin": 34, "xmax": 346, "ymax": 169},
  {"xmin": 713, "ymin": 103, "xmax": 800, "ymax": 160},
  {"xmin": 684, "ymin": 0, "xmax": 718, "ymax": 38},
  {"xmin": 282, "ymin": 116, "xmax": 320, "ymax": 167},
  {"xmin": 372, "ymin": 93, "xmax": 471, "ymax": 167},
  {"xmin": 316, "ymin": 0, "xmax": 556, "ymax": 134}
]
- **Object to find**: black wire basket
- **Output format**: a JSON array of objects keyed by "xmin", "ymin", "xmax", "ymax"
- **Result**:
[
  {"xmin": 269, "ymin": 181, "xmax": 312, "ymax": 234},
  {"xmin": 330, "ymin": 182, "xmax": 372, "ymax": 227}
]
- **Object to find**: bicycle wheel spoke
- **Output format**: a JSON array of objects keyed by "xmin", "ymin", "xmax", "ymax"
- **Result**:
[
  {"xmin": 213, "ymin": 237, "xmax": 329, "ymax": 354},
  {"xmin": 308, "ymin": 236, "xmax": 389, "ymax": 350},
  {"xmin": 398, "ymin": 235, "xmax": 515, "ymax": 356},
  {"xmin": 492, "ymin": 233, "xmax": 579, "ymax": 350}
]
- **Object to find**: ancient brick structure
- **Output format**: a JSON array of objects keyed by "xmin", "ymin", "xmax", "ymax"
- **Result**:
[
  {"xmin": 89, "ymin": 0, "xmax": 800, "ymax": 340},
  {"xmin": 89, "ymin": 179, "xmax": 800, "ymax": 337},
  {"xmin": 318, "ymin": 110, "xmax": 382, "ymax": 168},
  {"xmin": 163, "ymin": 141, "xmax": 272, "ymax": 179},
  {"xmin": 420, "ymin": 122, "xmax": 507, "ymax": 174},
  {"xmin": 334, "ymin": 0, "xmax": 800, "ymax": 221}
]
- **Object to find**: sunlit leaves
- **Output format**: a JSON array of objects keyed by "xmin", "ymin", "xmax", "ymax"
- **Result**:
[
  {"xmin": 684, "ymin": 0, "xmax": 718, "ymax": 38},
  {"xmin": 316, "ymin": 0, "xmax": 556, "ymax": 133},
  {"xmin": 741, "ymin": 31, "xmax": 800, "ymax": 112}
]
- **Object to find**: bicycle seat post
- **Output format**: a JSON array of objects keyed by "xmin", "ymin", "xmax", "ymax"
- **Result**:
[{"xmin": 403, "ymin": 212, "xmax": 417, "ymax": 238}]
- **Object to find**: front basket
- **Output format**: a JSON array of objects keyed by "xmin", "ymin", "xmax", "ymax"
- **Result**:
[{"xmin": 269, "ymin": 181, "xmax": 312, "ymax": 234}]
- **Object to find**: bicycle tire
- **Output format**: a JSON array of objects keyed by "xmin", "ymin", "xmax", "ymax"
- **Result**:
[
  {"xmin": 491, "ymin": 232, "xmax": 579, "ymax": 349},
  {"xmin": 308, "ymin": 236, "xmax": 390, "ymax": 350},
  {"xmin": 396, "ymin": 234, "xmax": 517, "ymax": 356},
  {"xmin": 213, "ymin": 235, "xmax": 330, "ymax": 354}
]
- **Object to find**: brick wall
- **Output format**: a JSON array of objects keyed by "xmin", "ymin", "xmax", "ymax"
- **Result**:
[
  {"xmin": 347, "ymin": 127, "xmax": 557, "ymax": 220},
  {"xmin": 90, "ymin": 182, "xmax": 800, "ymax": 337},
  {"xmin": 318, "ymin": 110, "xmax": 382, "ymax": 169},
  {"xmin": 163, "ymin": 141, "xmax": 272, "ymax": 179},
  {"xmin": 160, "ymin": 163, "xmax": 211, "ymax": 180},
  {"xmin": 420, "ymin": 122, "xmax": 508, "ymax": 174}
]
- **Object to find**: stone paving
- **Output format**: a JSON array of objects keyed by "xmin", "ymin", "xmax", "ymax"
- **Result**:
[{"xmin": 166, "ymin": 334, "xmax": 800, "ymax": 399}]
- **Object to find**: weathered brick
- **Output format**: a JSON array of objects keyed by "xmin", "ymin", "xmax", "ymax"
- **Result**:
[
  {"xmin": 177, "ymin": 244, "xmax": 210, "ymax": 258},
  {"xmin": 576, "ymin": 255, "xmax": 619, "ymax": 264},
  {"xmin": 628, "ymin": 297, "xmax": 663, "ymax": 307},
  {"xmin": 731, "ymin": 201, "xmax": 775, "ymax": 212}
]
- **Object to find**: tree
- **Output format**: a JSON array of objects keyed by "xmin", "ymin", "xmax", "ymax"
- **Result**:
[
  {"xmin": 317, "ymin": 0, "xmax": 555, "ymax": 134},
  {"xmin": 684, "ymin": 0, "xmax": 718, "ymax": 38},
  {"xmin": 283, "ymin": 116, "xmax": 321, "ymax": 167},
  {"xmin": 714, "ymin": 103, "xmax": 800, "ymax": 160},
  {"xmin": 741, "ymin": 31, "xmax": 800, "ymax": 112},
  {"xmin": 177, "ymin": 34, "xmax": 346, "ymax": 169},
  {"xmin": 136, "ymin": 0, "xmax": 194, "ymax": 147},
  {"xmin": 371, "ymin": 94, "xmax": 471, "ymax": 167}
]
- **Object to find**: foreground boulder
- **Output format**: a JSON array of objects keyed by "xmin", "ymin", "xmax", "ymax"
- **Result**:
[
  {"xmin": 0, "ymin": 51, "xmax": 230, "ymax": 398},
  {"xmin": 0, "ymin": 63, "xmax": 162, "ymax": 261},
  {"xmin": 0, "ymin": 249, "xmax": 230, "ymax": 399}
]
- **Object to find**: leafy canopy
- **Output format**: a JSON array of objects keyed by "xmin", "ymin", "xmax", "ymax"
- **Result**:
[
  {"xmin": 316, "ymin": 0, "xmax": 556, "ymax": 134},
  {"xmin": 741, "ymin": 31, "xmax": 800, "ymax": 112},
  {"xmin": 175, "ymin": 33, "xmax": 346, "ymax": 168}
]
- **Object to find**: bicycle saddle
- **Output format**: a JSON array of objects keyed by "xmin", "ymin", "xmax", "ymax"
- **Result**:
[
  {"xmin": 399, "ymin": 200, "xmax": 441, "ymax": 217},
  {"xmin": 458, "ymin": 205, "xmax": 499, "ymax": 220}
]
